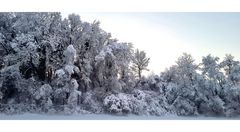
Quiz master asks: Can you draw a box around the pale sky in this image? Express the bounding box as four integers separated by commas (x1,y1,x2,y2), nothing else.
62,12,240,75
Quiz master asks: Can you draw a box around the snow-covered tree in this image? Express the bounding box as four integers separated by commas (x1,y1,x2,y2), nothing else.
52,45,80,108
220,54,239,77
228,65,240,85
131,49,150,79
2,12,240,117
201,54,221,79
162,53,199,115
175,53,198,82
94,42,123,94
201,54,226,94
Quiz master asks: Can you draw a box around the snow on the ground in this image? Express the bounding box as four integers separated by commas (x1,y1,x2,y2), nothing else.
0,113,239,120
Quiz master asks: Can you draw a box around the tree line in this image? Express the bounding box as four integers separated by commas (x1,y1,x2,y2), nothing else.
0,12,240,117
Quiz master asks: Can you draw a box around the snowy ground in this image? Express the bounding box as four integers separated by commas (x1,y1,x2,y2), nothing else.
0,113,239,120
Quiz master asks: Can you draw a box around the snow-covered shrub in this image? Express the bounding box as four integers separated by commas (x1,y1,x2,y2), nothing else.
52,88,67,106
144,91,168,116
104,94,122,114
82,91,104,113
52,79,81,114
0,65,21,104
209,96,225,115
126,90,147,115
224,85,240,117
39,84,53,98
145,99,167,116
33,84,54,113
1,104,21,115
129,90,168,116
117,93,131,113
32,84,53,100
172,96,197,116
132,90,146,100
67,79,81,109
16,78,39,104
63,105,73,115
198,96,225,116
103,93,131,114
0,103,37,115
43,97,54,113
103,89,168,116
129,96,146,115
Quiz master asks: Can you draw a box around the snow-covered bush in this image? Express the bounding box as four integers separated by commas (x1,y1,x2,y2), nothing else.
40,84,53,98
224,85,240,117
0,104,37,115
198,96,225,116
104,94,122,114
172,96,197,116
103,90,169,116
0,65,21,104
132,90,146,100
82,91,104,113
33,84,54,113
117,93,131,113
52,88,67,106
103,93,131,114
209,96,225,115
34,84,53,100
67,79,81,109
129,91,147,115
144,91,168,116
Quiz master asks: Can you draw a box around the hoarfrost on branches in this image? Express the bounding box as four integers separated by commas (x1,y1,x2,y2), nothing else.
0,12,240,118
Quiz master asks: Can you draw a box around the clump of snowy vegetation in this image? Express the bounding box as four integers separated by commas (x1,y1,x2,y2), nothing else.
1,12,240,117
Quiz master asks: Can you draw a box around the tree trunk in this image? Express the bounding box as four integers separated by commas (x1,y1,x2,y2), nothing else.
138,68,141,79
